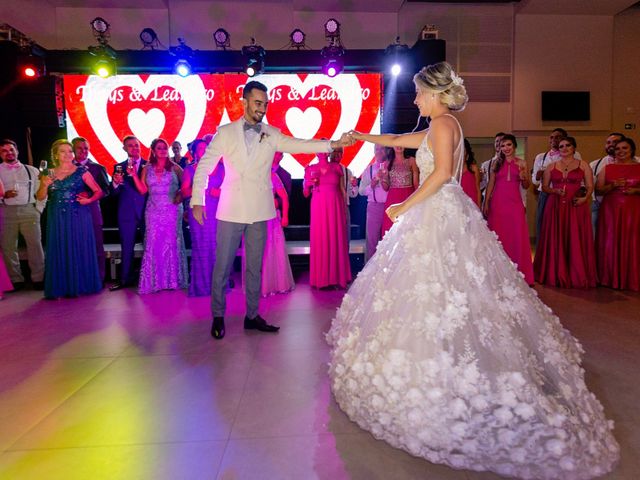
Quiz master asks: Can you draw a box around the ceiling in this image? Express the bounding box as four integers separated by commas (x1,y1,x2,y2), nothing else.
40,0,639,16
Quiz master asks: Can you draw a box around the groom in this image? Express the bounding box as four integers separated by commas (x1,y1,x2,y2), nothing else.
191,80,353,339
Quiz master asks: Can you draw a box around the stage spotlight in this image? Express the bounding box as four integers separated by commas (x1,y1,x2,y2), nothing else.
140,28,159,49
93,57,115,78
174,59,192,77
18,53,45,79
290,29,306,49
90,17,111,46
88,43,117,78
321,41,344,77
323,59,343,78
213,28,230,50
324,18,341,41
384,37,409,77
242,38,265,77
169,38,194,76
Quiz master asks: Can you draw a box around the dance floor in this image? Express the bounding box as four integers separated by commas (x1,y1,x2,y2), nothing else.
0,274,638,479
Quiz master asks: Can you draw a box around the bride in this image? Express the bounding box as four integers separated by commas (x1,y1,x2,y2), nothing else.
327,62,619,480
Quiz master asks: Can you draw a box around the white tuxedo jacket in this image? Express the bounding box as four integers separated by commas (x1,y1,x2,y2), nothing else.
191,119,331,224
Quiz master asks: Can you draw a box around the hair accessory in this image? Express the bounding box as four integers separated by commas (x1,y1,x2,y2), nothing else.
451,71,464,87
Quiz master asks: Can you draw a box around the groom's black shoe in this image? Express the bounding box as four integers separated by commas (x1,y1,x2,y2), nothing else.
211,316,225,339
244,315,279,333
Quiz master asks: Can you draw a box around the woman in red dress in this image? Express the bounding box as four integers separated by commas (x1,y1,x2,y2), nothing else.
596,137,640,291
534,137,596,288
461,138,481,207
303,152,352,289
483,134,534,285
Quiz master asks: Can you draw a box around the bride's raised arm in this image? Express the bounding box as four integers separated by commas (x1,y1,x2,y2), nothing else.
348,130,427,150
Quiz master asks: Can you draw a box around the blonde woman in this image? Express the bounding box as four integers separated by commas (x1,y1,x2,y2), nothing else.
36,139,103,298
327,62,618,479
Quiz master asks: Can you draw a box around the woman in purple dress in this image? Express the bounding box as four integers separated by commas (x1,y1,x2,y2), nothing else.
181,139,225,296
134,138,188,294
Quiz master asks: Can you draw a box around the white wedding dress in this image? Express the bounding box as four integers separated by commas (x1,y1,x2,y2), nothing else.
327,116,619,480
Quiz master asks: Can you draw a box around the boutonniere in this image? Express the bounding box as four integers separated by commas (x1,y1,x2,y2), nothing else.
259,132,270,143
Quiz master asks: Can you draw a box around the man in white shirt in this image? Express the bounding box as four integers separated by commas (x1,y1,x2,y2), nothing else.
0,139,45,290
531,128,582,244
358,144,389,261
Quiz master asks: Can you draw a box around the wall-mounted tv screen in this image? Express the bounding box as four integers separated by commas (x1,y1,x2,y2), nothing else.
541,91,590,122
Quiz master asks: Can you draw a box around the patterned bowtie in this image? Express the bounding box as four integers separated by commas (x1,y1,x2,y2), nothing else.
4,162,21,169
243,122,261,134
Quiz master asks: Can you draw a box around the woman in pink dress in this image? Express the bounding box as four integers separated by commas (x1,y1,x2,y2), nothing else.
483,134,534,285
0,179,13,298
534,137,596,288
596,137,640,291
381,146,419,234
303,152,352,289
259,166,295,296
461,138,481,207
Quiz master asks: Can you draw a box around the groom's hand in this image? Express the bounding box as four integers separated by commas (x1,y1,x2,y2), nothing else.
192,205,206,225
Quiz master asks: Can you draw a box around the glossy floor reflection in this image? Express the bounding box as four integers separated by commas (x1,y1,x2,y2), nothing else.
0,274,638,479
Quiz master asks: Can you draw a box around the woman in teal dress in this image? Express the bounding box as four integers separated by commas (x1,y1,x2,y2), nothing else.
36,139,103,299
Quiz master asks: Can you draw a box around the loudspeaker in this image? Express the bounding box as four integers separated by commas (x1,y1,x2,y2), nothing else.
18,75,66,128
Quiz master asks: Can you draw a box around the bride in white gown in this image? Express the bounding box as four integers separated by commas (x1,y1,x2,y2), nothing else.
327,62,619,480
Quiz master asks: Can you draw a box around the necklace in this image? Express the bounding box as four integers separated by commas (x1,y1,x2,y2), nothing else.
559,158,575,173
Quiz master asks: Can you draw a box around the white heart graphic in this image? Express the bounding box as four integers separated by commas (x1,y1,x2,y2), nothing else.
285,107,322,139
127,109,166,147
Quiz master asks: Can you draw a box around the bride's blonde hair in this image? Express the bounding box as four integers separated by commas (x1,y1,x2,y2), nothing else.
414,62,468,112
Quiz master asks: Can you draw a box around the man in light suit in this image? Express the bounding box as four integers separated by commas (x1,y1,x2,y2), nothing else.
191,81,353,339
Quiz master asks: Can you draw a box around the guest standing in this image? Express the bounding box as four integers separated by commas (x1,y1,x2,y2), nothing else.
181,139,224,297
272,151,292,216
109,136,147,290
36,140,103,299
596,137,640,291
589,133,625,236
358,144,388,261
0,139,45,290
381,146,419,234
479,132,505,195
483,134,534,285
534,137,596,288
303,152,352,289
72,137,110,283
259,165,295,296
134,138,188,294
461,138,481,207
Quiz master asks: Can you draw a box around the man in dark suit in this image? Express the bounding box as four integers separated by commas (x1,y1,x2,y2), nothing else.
109,135,147,290
72,137,110,283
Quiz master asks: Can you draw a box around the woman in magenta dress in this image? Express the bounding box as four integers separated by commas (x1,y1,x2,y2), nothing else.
303,152,351,289
483,134,534,285
181,139,225,297
381,146,419,234
259,167,295,296
461,138,481,207
534,137,596,288
596,137,640,291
